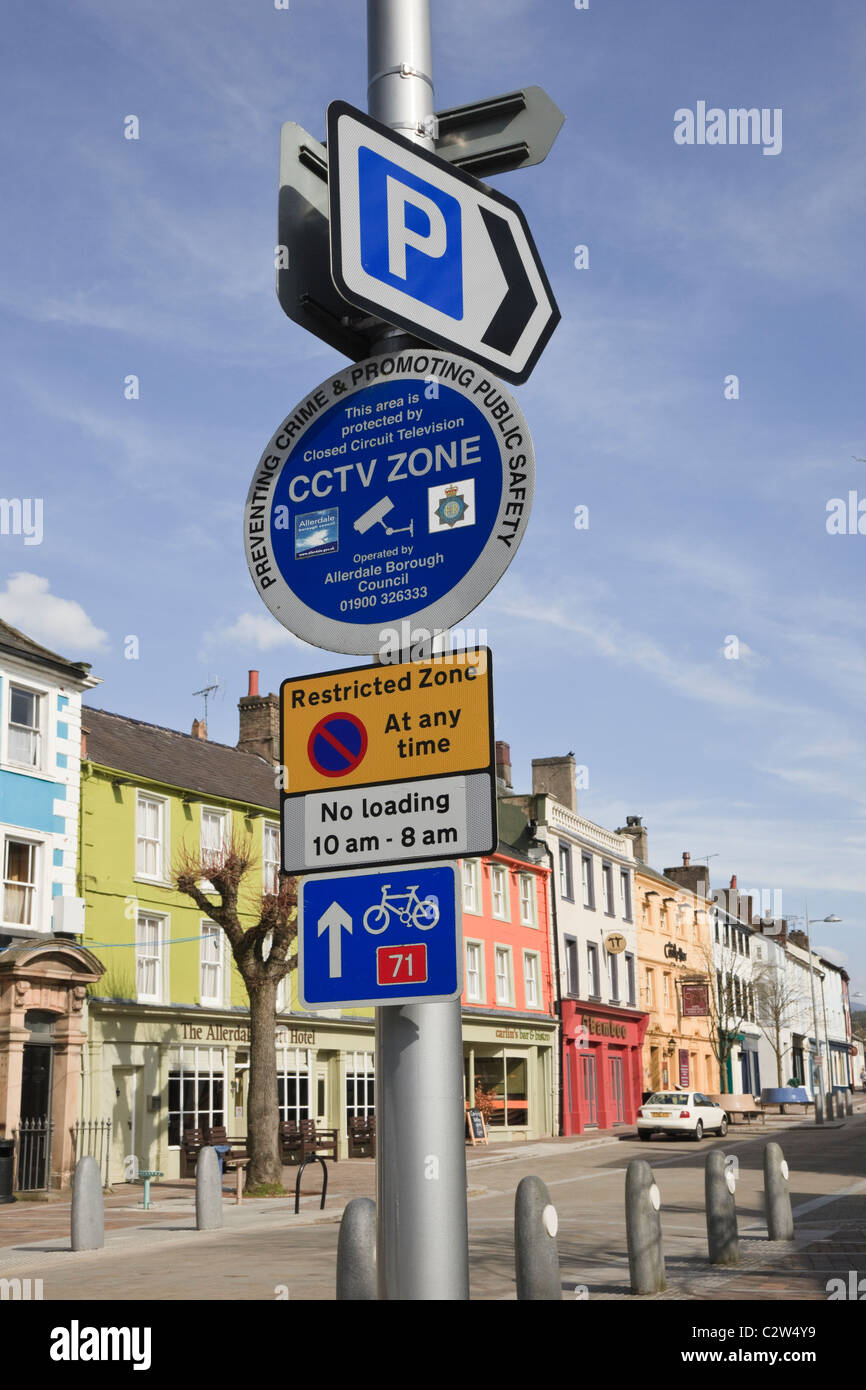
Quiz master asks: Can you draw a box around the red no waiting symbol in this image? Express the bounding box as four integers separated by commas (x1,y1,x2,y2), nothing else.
308,713,368,778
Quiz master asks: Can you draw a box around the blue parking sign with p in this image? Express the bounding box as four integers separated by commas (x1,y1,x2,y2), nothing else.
358,147,463,320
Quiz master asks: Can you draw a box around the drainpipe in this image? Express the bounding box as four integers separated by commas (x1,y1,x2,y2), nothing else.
528,798,563,1136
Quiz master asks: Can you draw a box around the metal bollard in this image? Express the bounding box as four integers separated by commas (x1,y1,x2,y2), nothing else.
71,1155,104,1251
195,1146,223,1230
515,1175,562,1300
763,1142,794,1241
625,1159,666,1294
337,1197,377,1300
705,1150,739,1265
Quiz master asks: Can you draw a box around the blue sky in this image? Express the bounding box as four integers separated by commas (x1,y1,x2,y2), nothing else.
1,0,864,999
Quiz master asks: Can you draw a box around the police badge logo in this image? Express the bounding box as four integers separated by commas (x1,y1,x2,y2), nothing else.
435,485,468,528
428,479,475,533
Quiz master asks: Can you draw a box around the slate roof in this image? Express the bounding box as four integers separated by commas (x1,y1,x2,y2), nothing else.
82,707,279,811
0,617,96,683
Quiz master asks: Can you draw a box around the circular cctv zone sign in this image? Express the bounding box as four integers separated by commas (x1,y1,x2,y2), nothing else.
244,349,534,654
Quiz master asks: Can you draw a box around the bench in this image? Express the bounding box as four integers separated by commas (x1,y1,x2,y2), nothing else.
347,1115,376,1159
279,1120,338,1164
181,1128,204,1177
707,1094,765,1124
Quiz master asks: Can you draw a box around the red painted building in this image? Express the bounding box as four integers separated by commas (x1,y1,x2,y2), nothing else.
460,842,559,1141
560,1000,648,1135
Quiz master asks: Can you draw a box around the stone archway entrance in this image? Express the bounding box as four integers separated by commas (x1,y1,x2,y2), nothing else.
0,942,104,1189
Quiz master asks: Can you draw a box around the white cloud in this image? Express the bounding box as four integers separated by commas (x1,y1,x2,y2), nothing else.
214,612,306,652
0,573,108,653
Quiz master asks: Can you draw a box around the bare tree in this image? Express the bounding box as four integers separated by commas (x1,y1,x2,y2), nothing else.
175,833,297,1189
699,945,754,1094
752,962,811,1087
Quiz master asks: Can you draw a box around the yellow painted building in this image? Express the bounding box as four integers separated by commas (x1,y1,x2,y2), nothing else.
635,860,717,1096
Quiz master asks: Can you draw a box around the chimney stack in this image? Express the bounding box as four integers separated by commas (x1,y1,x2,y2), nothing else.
682,851,690,867
531,754,577,812
495,740,513,791
238,672,280,765
616,814,648,863
191,718,207,741
663,850,707,898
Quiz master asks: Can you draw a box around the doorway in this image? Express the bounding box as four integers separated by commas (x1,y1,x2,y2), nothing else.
580,1052,598,1127
111,1068,139,1182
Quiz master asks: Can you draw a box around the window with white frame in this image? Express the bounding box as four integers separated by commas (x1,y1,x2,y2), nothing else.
645,968,654,1006
8,686,42,768
602,862,615,915
620,868,632,921
465,940,484,1001
264,822,280,895
587,942,600,997
136,793,166,880
277,1045,311,1122
581,852,595,910
565,936,579,996
200,922,223,1004
3,838,38,925
262,930,291,1012
559,843,573,900
490,865,509,920
136,913,165,1002
523,951,541,1009
201,808,228,889
663,972,671,1008
167,1046,225,1146
494,946,514,1004
608,949,620,1001
462,859,482,914
518,873,536,926
346,1052,375,1119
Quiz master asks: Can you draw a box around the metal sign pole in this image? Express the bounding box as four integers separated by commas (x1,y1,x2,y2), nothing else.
368,0,470,1300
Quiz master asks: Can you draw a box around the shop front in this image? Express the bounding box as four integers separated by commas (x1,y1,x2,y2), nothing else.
85,1002,376,1180
462,1014,557,1143
561,1000,647,1135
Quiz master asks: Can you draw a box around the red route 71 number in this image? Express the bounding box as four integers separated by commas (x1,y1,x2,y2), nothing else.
376,943,428,986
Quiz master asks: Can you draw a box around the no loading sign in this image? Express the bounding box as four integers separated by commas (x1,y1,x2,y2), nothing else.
243,349,535,654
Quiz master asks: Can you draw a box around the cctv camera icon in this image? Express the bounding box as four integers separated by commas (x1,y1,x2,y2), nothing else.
354,496,414,538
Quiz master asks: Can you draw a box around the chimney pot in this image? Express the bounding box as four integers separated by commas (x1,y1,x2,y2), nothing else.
248,670,259,698
730,874,738,890
191,718,207,741
683,852,690,867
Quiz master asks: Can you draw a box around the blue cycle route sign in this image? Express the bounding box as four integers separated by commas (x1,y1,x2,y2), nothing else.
243,348,534,655
298,861,461,1008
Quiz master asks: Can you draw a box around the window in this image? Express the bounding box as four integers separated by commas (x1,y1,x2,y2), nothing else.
663,972,671,1008
587,942,600,998
136,794,166,880
523,952,541,1009
8,686,41,767
201,808,228,889
559,843,573,900
3,838,38,925
167,1046,225,1146
714,918,720,943
473,1054,528,1127
200,922,222,1004
625,952,636,1006
602,862,614,915
465,941,484,1002
263,823,280,895
620,869,632,921
645,968,655,1006
565,936,579,996
277,1045,311,1123
518,874,537,926
724,922,730,948
608,950,620,1001
346,1052,375,1119
136,913,164,1002
462,859,482,914
490,865,509,920
494,946,514,1004
581,853,595,910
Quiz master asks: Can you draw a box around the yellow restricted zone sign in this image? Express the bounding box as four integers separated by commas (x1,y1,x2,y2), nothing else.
281,648,493,793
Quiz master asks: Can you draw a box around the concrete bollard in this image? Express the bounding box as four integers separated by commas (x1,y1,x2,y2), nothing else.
825,1090,835,1121
71,1155,104,1251
814,1089,824,1125
336,1197,377,1300
845,1089,853,1117
195,1146,223,1230
763,1142,794,1241
705,1150,739,1266
515,1175,561,1300
625,1159,666,1294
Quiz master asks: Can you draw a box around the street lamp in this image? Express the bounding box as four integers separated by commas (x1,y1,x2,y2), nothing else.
790,907,842,1124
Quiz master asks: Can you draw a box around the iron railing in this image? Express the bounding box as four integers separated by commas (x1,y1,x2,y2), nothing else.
14,1117,53,1192
70,1119,112,1188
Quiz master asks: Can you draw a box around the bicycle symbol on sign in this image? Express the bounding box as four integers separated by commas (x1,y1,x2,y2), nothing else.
363,884,440,934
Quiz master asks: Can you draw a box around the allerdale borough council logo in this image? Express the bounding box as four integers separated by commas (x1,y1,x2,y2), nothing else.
434,484,470,529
